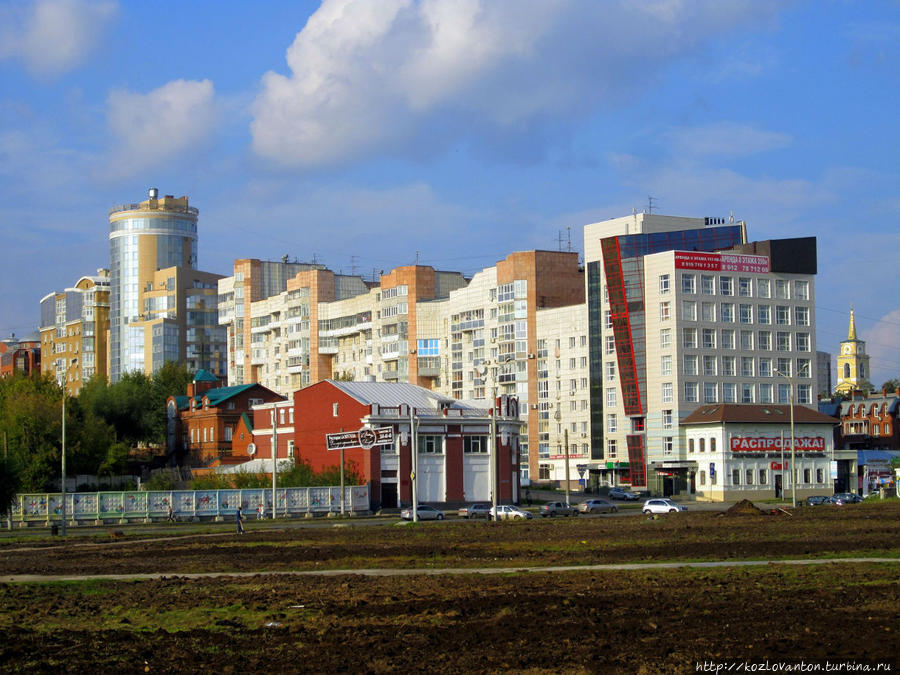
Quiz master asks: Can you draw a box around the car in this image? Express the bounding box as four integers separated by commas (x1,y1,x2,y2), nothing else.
400,504,444,521
642,498,687,514
805,495,831,506
830,492,863,505
578,498,618,514
457,503,491,519
489,505,533,520
539,501,579,517
608,488,641,501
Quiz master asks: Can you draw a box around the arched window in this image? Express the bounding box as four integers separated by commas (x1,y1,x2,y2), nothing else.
843,363,851,378
860,363,866,378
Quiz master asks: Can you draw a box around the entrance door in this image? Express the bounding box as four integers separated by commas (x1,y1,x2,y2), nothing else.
774,474,782,499
689,471,696,495
663,477,674,497
380,482,397,509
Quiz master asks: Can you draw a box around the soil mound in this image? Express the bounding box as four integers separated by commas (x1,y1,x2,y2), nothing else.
725,499,765,516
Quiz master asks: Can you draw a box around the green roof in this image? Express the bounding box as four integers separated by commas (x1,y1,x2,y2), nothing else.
240,412,253,431
193,369,219,383
202,383,257,407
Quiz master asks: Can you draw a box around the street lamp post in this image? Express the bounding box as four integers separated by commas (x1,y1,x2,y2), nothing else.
61,388,67,537
775,370,797,508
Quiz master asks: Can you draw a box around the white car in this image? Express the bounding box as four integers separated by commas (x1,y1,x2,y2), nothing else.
642,498,687,514
489,505,533,520
400,504,445,521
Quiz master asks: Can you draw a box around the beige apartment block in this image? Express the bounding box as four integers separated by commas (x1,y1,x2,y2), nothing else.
40,269,111,395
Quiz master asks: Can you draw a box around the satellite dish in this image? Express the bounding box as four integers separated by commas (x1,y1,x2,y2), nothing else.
247,443,257,456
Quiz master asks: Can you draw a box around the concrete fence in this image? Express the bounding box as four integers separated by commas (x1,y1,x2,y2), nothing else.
11,485,371,526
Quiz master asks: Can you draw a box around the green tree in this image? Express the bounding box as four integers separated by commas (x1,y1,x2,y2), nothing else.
149,361,194,443
881,378,900,393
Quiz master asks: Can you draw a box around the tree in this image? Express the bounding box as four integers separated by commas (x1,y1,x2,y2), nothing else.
881,378,900,393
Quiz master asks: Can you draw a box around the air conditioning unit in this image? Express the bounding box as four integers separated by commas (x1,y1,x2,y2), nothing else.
528,353,536,359
530,404,538,410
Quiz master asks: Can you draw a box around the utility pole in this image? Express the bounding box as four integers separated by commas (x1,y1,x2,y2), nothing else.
271,405,278,519
61,390,67,537
564,428,570,507
410,406,418,522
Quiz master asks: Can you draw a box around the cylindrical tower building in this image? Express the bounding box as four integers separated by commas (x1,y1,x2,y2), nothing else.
108,188,198,383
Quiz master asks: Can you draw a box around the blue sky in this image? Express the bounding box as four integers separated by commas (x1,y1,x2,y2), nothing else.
1,0,898,385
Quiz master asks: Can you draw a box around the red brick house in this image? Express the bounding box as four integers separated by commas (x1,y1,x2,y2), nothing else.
166,370,285,466
247,380,523,509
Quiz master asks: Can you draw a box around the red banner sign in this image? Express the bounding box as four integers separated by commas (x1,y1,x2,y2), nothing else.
731,436,825,452
674,251,770,273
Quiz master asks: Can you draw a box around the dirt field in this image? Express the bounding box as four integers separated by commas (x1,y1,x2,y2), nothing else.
1,502,898,673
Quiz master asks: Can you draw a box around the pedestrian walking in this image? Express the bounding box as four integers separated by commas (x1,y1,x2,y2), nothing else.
256,503,264,520
166,504,174,522
236,506,244,534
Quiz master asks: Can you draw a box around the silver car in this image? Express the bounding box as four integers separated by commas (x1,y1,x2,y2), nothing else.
642,498,687,514
458,503,491,519
489,505,533,520
400,504,445,521
578,498,618,514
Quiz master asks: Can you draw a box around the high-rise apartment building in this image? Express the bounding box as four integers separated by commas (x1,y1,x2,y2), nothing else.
584,212,818,496
108,188,224,381
39,269,110,394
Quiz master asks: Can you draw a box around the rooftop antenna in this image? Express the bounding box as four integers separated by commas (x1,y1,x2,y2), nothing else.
567,226,572,252
557,230,565,252
349,255,358,276
729,211,735,223
415,251,420,265
647,196,656,215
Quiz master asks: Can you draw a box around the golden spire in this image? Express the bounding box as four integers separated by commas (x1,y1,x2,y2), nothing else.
848,307,857,340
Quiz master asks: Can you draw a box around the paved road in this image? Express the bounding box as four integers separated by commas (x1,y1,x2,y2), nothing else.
1,557,896,584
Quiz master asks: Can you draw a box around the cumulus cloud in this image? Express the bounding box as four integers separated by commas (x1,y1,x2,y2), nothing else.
666,122,792,157
0,0,117,77
251,0,780,167
862,309,900,387
106,79,217,176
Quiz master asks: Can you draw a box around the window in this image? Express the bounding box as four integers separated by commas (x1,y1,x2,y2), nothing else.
720,276,734,296
702,328,716,349
419,435,443,453
224,427,233,441
797,384,812,404
703,382,717,403
682,301,697,321
816,468,823,483
732,469,741,485
661,355,672,376
660,329,672,349
741,383,755,403
700,470,706,485
710,438,717,452
662,382,674,403
776,332,791,351
795,306,809,326
604,311,612,330
607,414,617,433
758,278,771,298
722,356,736,376
758,305,771,325
683,354,698,375
663,437,673,455
333,402,339,417
777,383,791,404
632,417,645,432
794,280,809,300
684,382,698,402
660,302,671,321
703,355,717,376
683,328,697,349
740,330,754,351
701,275,715,295
777,358,792,377
758,331,772,351
803,468,811,484
759,383,773,403
662,409,673,429
740,304,753,324
699,438,706,452
723,383,737,402
746,469,754,485
739,278,752,297
721,303,735,323
682,274,696,294
721,330,735,350
775,279,790,299
606,387,617,407
796,333,810,352
701,302,716,322
759,357,773,377
759,469,768,485
741,356,754,377
463,436,488,453
659,274,671,294
688,438,695,453
605,360,616,381
605,335,615,354
607,439,617,459
776,306,790,325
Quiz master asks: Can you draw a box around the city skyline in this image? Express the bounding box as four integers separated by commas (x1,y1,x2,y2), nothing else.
1,0,898,385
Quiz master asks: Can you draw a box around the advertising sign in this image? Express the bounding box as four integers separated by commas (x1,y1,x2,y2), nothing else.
326,426,394,450
730,436,825,452
674,251,770,273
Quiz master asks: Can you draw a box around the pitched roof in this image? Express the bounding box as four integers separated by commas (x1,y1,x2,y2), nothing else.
194,369,219,382
327,380,459,410
839,395,900,416
240,412,253,431
681,404,839,426
202,383,260,407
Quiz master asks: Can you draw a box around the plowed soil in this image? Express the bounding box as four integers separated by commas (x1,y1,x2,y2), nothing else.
1,502,898,673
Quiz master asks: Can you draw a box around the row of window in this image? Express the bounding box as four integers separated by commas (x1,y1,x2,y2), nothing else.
678,327,811,351
661,301,809,326
660,274,809,300
677,381,813,404
677,355,811,379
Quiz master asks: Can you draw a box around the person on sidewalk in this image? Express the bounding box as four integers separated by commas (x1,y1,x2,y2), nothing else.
236,506,244,534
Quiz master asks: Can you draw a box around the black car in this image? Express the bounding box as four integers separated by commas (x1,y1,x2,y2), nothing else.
830,492,863,505
805,495,831,506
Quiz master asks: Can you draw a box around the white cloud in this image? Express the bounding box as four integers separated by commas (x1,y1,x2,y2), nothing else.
666,122,792,157
251,0,781,167
0,0,117,77
106,79,217,176
862,309,900,387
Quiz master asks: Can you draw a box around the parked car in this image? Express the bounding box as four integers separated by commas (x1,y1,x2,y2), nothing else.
400,504,445,521
805,495,831,506
830,492,863,505
457,503,491,519
578,498,618,514
608,487,641,501
489,505,533,520
539,501,579,517
642,498,687,514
